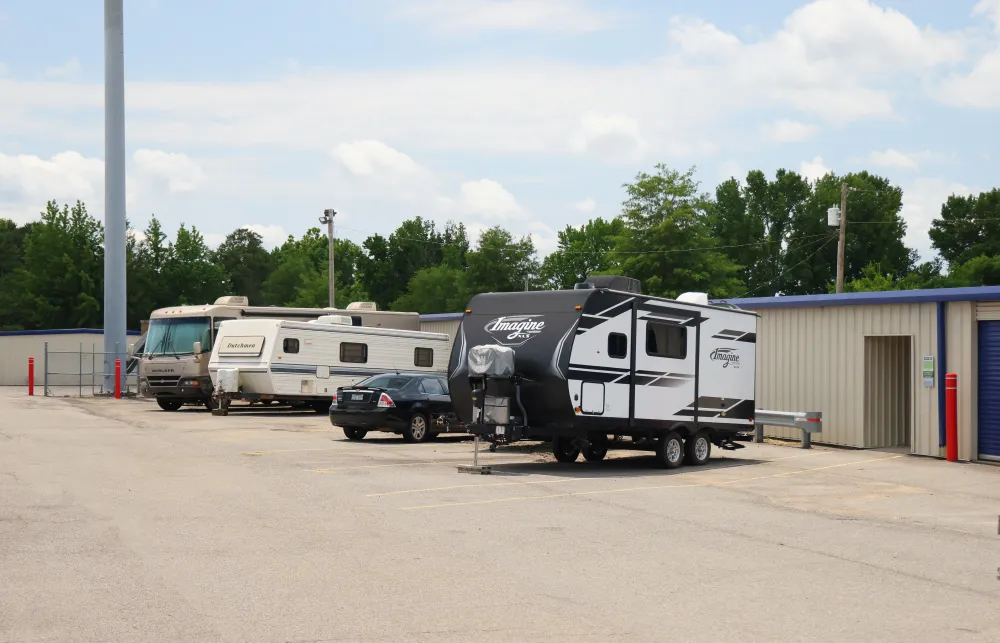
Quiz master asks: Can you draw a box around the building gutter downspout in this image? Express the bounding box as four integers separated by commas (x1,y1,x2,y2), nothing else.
937,301,947,449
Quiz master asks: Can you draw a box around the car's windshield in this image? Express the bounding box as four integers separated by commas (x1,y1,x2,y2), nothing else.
355,374,413,390
145,317,211,356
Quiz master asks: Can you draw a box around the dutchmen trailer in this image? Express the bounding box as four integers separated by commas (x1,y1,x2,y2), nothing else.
208,315,451,413
447,277,758,468
138,296,419,411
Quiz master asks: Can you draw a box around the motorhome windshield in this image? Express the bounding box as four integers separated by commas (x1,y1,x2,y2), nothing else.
145,317,211,356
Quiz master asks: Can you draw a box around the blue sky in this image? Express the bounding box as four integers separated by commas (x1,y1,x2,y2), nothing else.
2,0,999,262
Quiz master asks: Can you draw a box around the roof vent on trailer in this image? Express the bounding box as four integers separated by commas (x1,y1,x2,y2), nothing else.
676,292,709,306
346,301,378,311
214,296,249,306
311,315,353,325
574,275,642,294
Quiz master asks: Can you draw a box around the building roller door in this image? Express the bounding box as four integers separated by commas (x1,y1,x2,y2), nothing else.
977,320,1000,460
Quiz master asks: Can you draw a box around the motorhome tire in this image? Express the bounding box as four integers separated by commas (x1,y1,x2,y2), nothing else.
311,401,330,414
403,413,430,443
156,398,183,412
553,436,580,463
582,433,609,462
343,427,367,441
656,432,685,469
685,431,712,466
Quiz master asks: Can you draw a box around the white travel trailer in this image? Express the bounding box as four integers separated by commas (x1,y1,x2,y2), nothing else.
208,315,451,412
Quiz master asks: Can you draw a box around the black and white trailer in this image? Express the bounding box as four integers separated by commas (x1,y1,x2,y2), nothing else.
447,281,758,468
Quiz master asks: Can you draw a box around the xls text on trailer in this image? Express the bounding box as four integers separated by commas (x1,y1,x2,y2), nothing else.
447,276,758,467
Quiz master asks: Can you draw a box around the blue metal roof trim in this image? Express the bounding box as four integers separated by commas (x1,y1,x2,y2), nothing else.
714,286,1000,309
420,313,465,321
0,328,142,337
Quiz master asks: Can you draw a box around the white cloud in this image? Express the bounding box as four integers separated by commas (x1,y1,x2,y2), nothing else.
331,140,422,177
934,1,1000,107
459,179,522,218
572,197,596,213
0,150,104,223
569,112,647,163
799,156,832,183
865,148,941,172
719,160,746,182
243,223,289,248
760,119,819,143
132,149,205,192
974,0,1000,32
899,178,976,261
44,57,80,79
394,0,621,34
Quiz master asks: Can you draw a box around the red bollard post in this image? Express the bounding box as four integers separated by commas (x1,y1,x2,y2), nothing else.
28,357,34,396
945,372,958,462
114,359,122,399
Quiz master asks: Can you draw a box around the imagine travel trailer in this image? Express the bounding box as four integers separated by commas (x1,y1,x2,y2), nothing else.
208,315,451,413
447,283,758,468
138,296,419,411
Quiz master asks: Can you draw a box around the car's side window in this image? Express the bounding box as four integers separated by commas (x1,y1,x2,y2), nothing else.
420,378,445,395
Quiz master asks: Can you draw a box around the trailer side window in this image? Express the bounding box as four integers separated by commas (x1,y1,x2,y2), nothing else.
414,347,434,367
283,338,299,353
608,333,628,359
340,342,368,363
646,323,686,360
351,316,362,327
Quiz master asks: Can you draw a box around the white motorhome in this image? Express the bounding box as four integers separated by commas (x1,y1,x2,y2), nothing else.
208,315,451,412
138,296,419,411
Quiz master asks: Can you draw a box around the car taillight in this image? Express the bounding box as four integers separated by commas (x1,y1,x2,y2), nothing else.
332,392,338,402
377,393,394,408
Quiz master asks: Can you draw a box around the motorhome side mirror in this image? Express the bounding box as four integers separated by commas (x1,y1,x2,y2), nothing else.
193,341,202,361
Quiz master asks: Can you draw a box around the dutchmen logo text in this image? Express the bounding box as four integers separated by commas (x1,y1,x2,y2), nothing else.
485,315,546,347
710,347,740,368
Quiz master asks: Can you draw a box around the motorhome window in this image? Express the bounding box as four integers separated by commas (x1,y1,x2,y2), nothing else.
213,317,237,342
646,323,686,359
419,378,445,395
608,333,628,359
283,338,299,353
144,317,211,356
340,342,368,363
414,347,434,367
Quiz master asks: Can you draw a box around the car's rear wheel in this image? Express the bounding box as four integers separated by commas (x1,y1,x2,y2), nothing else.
343,427,367,441
157,398,183,411
403,413,430,443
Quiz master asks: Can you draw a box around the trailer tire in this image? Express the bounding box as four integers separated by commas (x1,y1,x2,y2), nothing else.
582,433,609,462
403,413,430,443
156,398,183,412
553,436,580,463
656,431,685,469
343,427,367,441
685,431,712,466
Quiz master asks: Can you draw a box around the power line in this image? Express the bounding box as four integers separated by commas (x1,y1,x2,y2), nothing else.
737,234,838,298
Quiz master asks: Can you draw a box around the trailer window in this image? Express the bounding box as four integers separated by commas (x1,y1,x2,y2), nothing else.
608,333,628,359
414,347,434,367
646,323,686,360
283,338,299,353
340,342,368,363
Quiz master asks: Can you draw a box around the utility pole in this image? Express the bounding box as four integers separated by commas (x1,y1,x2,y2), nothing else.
103,0,127,393
835,182,847,294
319,209,336,307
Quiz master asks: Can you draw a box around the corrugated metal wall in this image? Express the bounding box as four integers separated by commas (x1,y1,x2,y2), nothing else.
750,303,938,452
948,302,976,461
419,319,462,365
0,332,141,386
863,336,911,448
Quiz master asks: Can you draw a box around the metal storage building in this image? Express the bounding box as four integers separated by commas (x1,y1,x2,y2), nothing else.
0,329,142,387
422,285,1000,463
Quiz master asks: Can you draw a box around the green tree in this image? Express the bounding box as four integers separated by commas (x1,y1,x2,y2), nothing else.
213,228,274,305
946,255,1000,287
612,165,743,298
466,226,539,294
164,224,229,304
390,265,471,313
263,230,365,307
713,169,811,295
0,219,33,329
539,217,624,290
928,189,1000,268
782,171,915,295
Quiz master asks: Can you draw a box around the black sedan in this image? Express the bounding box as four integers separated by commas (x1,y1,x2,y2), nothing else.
329,372,461,443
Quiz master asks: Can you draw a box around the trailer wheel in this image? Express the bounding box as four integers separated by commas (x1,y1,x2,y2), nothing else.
553,436,580,463
156,398,183,412
685,431,712,466
343,427,367,441
582,433,609,462
403,413,430,443
656,431,684,469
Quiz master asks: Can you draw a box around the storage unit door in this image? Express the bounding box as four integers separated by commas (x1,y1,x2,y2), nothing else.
977,321,1000,460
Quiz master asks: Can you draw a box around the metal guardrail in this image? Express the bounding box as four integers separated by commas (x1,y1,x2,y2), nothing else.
753,410,823,448
42,341,138,397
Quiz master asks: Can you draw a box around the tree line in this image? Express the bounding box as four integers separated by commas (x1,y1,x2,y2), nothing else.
2,164,999,331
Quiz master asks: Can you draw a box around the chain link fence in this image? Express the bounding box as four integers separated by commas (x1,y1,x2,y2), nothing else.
42,341,139,397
